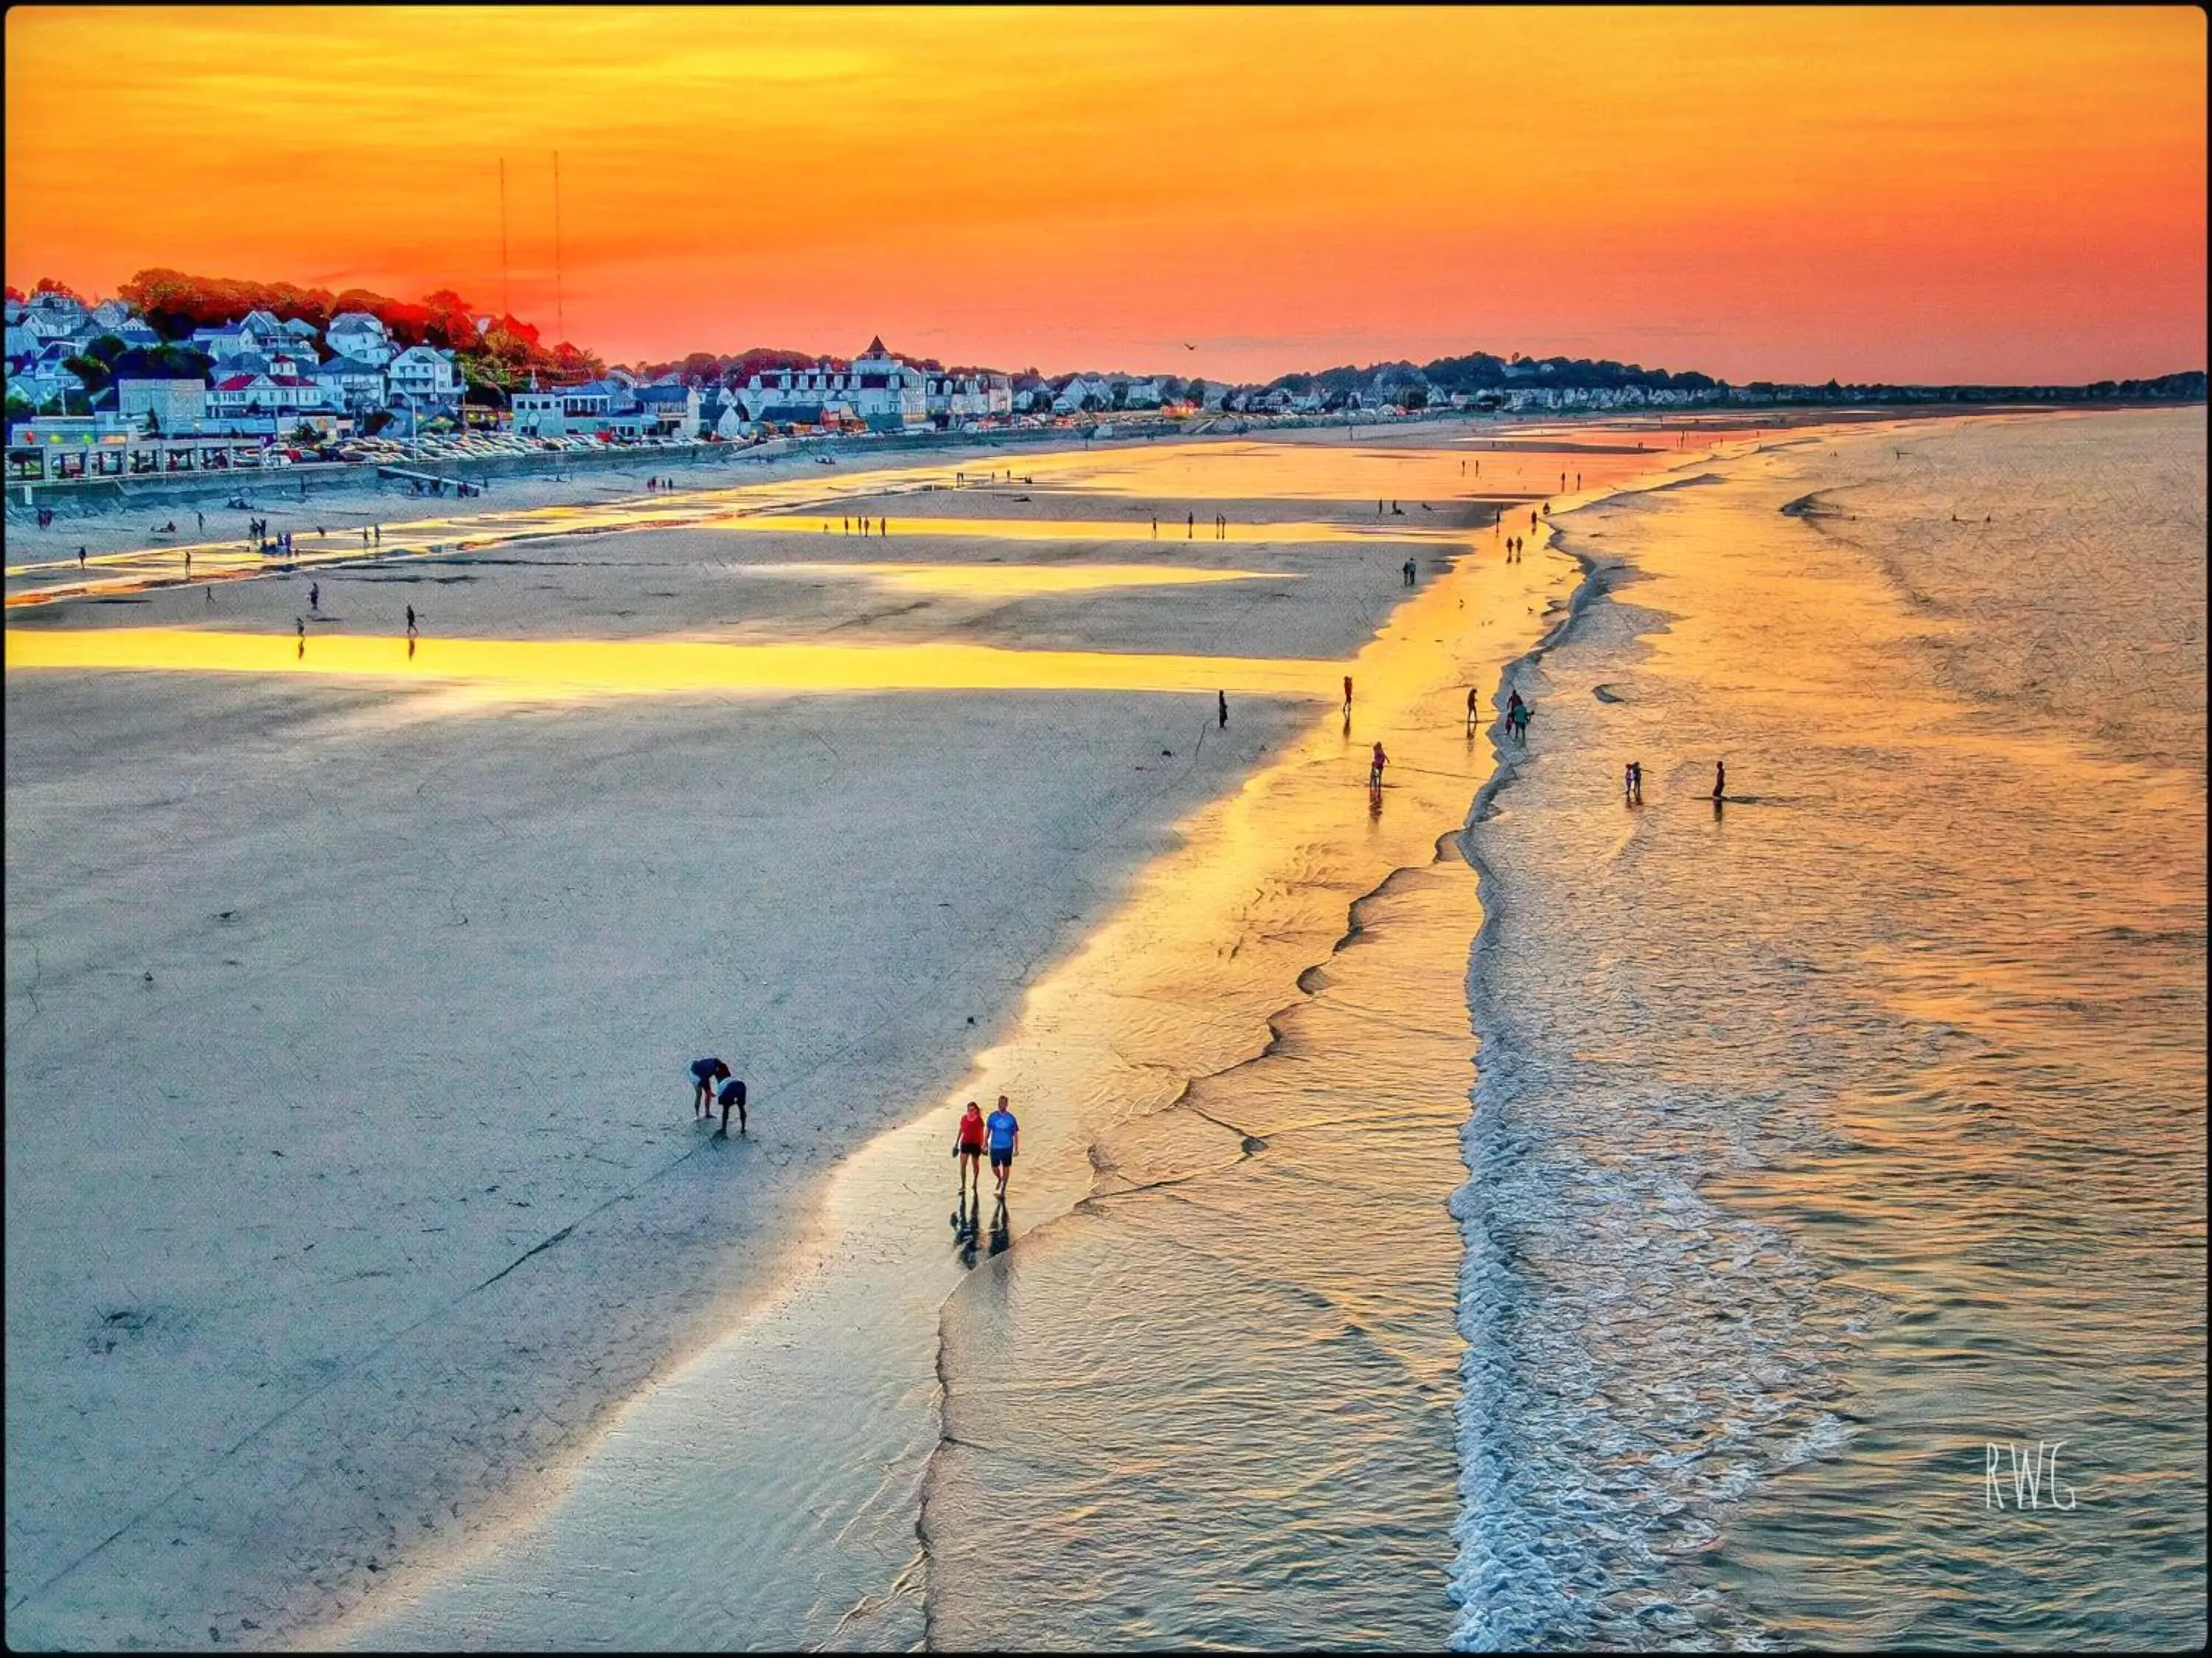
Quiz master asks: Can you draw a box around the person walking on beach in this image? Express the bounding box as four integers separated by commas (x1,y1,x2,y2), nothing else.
1188,511,1195,538
195,510,204,535
1625,760,1643,805
405,603,418,638
1368,740,1388,801
1343,675,1354,716
690,1056,731,1118
1218,689,1229,729
308,582,319,613
77,546,87,569
953,1101,987,1201
1467,685,1481,734
1711,760,1726,801
716,1072,748,1137
183,550,192,577
1152,513,1158,538
1511,701,1531,742
986,1095,1020,1202
374,523,381,546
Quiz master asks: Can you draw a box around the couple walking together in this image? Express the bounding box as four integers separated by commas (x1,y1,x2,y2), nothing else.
953,1095,1020,1203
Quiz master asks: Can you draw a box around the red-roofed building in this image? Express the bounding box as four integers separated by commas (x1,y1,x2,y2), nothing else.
206,372,335,416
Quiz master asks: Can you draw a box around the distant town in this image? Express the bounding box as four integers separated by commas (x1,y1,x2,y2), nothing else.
7,270,2202,488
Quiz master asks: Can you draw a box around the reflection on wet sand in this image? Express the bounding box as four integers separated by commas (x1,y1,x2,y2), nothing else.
3,626,1342,699
711,514,1453,544
742,561,1293,596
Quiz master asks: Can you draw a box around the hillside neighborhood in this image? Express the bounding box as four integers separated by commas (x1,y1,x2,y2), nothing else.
7,277,2201,488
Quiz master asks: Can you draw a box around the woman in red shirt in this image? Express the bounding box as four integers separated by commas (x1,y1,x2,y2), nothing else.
953,1102,987,1201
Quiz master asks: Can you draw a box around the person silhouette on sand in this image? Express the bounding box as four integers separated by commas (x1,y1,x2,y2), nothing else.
1218,690,1228,729
1712,760,1726,801
1368,741,1388,799
1467,685,1481,734
689,1057,730,1118
716,1073,748,1137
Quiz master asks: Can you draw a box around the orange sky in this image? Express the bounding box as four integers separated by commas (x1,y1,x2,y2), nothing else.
6,6,2204,383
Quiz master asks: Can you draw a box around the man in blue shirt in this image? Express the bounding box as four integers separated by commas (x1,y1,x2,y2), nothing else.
985,1095,1020,1201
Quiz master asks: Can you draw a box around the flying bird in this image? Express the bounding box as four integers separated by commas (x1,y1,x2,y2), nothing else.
1183,342,1197,350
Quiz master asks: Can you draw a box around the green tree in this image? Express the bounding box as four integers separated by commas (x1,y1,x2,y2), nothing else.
62,353,111,397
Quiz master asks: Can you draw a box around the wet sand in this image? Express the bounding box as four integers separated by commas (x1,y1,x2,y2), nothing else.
5,417,1742,1649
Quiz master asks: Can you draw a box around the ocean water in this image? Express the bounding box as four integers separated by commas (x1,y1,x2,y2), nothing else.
1451,409,2206,1648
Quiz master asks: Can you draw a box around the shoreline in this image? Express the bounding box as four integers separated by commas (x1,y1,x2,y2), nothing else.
1445,420,1878,1645
322,432,1708,1648
1436,407,2208,1646
7,429,1478,1651
5,416,1815,1649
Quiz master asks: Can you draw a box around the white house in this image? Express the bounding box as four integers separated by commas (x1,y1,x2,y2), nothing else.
634,382,704,439
21,307,88,345
312,355,388,414
1119,377,1165,409
90,298,134,330
325,312,395,367
13,347,86,406
191,322,264,362
512,377,659,438
923,371,1013,420
207,372,333,416
1052,375,1112,414
387,344,460,400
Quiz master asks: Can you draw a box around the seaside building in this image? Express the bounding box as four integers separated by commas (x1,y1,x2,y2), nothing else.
633,381,706,439
312,356,390,415
1052,375,1112,414
922,371,1014,421
12,348,86,407
736,337,925,432
388,344,461,402
509,377,675,441
7,410,349,485
325,312,396,367
206,371,335,419
191,320,265,363
117,378,209,429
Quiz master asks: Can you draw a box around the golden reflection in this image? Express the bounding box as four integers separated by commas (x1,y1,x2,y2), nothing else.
713,514,1450,544
3,627,1341,699
747,562,1292,596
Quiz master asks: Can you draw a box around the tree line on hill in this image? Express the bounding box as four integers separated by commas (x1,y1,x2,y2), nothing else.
13,271,607,403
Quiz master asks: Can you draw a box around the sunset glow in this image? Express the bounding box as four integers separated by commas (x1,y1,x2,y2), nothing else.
6,5,2203,384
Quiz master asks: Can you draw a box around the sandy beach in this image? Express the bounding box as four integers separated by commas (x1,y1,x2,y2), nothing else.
6,414,1615,1648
